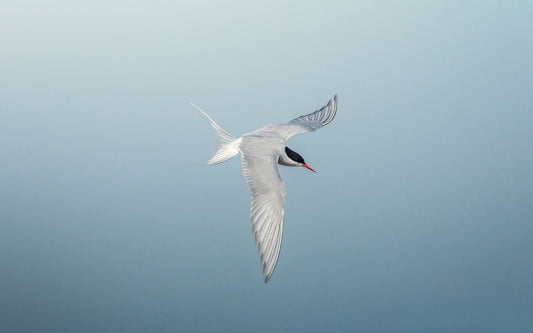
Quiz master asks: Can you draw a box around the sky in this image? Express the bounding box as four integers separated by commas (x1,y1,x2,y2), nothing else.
1,1,532,332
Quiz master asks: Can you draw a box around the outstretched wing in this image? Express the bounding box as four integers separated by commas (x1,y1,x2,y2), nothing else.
273,95,338,141
289,94,338,129
240,141,286,283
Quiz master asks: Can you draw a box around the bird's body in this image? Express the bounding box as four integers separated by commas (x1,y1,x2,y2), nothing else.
193,95,338,282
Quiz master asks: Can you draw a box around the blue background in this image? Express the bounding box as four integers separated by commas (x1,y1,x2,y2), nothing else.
1,1,532,332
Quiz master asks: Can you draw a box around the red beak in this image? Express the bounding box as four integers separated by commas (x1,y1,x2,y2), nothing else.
302,164,316,173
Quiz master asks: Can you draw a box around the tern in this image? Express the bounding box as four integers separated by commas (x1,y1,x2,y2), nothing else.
193,95,338,283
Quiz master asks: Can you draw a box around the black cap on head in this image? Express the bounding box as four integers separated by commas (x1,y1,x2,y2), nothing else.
285,147,306,164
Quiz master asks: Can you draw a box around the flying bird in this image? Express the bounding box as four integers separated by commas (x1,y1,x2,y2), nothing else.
192,95,338,283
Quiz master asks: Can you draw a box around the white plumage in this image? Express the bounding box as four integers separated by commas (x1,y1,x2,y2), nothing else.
193,95,338,283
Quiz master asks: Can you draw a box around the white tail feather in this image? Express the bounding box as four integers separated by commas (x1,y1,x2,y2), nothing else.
191,103,241,165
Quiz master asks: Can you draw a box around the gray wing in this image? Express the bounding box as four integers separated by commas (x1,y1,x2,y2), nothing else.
273,95,338,141
240,144,286,283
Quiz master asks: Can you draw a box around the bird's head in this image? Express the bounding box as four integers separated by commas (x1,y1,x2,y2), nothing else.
284,147,316,172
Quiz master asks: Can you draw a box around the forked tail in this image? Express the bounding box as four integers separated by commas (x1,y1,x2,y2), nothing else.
191,103,241,165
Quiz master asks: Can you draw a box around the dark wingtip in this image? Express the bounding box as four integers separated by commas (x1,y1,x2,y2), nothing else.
321,94,338,126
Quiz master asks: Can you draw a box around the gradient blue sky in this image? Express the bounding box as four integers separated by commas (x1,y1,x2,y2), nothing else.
1,1,532,332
